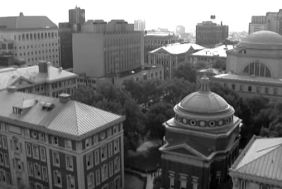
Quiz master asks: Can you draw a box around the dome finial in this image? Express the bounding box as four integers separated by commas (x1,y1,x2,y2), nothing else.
199,75,210,92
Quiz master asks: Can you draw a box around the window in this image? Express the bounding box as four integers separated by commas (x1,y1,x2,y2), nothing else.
39,133,45,142
101,163,108,182
248,86,252,92
65,140,72,149
52,151,60,167
66,155,74,171
96,169,101,186
243,61,271,77
86,152,93,169
240,179,246,189
67,175,75,189
114,176,120,189
87,172,94,189
27,161,34,176
231,84,236,90
51,136,59,145
114,157,120,174
94,150,100,165
107,128,112,137
54,170,62,187
34,163,41,179
35,183,43,189
101,145,107,162
114,139,119,154
108,142,113,157
4,153,9,168
169,171,175,189
265,87,269,94
42,166,48,182
40,147,46,162
0,152,4,166
100,132,106,140
33,145,40,160
85,138,92,148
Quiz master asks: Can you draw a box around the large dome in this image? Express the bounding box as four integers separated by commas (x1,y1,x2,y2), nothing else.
173,77,235,130
238,30,282,49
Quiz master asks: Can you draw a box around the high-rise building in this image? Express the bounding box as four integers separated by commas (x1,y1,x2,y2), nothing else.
73,19,144,78
0,13,60,67
0,61,77,97
69,6,85,26
196,21,229,47
0,91,125,189
159,77,241,189
134,20,145,31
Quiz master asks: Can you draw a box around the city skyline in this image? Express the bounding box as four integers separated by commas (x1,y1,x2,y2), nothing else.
1,0,282,32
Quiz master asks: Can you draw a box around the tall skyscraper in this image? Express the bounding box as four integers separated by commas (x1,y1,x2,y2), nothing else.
0,13,60,67
196,21,229,47
134,20,145,31
73,20,144,78
69,6,85,26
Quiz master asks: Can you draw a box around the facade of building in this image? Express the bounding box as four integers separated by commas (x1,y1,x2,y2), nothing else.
196,21,229,47
196,21,228,47
190,44,234,68
230,136,282,189
249,9,282,35
0,13,60,67
159,77,241,189
0,91,125,189
73,19,144,78
148,43,204,79
134,20,145,31
0,61,77,97
212,30,282,100
144,31,178,63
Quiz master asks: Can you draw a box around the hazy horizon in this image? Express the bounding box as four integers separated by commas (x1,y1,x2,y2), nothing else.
1,0,282,33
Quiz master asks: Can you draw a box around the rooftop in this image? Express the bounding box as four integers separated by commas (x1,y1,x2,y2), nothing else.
0,13,57,30
150,43,204,55
231,136,282,184
192,45,234,57
0,91,124,138
0,64,77,90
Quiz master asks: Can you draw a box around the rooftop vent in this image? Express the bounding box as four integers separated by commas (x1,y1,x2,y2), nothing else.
41,101,55,111
59,93,71,103
38,61,50,74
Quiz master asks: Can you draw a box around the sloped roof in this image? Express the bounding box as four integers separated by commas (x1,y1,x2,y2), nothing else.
150,43,204,55
231,136,282,182
0,91,124,138
0,15,57,30
192,45,234,57
0,65,77,90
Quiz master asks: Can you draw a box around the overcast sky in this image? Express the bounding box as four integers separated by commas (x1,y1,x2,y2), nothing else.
1,0,282,32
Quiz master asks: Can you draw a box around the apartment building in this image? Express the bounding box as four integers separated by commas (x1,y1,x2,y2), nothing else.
0,13,60,67
0,91,125,189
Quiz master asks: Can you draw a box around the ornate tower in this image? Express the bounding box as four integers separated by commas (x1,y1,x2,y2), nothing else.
159,77,241,189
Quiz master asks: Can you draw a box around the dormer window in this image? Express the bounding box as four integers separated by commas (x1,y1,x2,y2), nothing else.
12,107,22,115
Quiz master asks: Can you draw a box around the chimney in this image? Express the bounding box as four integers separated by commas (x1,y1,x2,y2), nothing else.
19,12,24,17
59,93,71,103
38,61,50,74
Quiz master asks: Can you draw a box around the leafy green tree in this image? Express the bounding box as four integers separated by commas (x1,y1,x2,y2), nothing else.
173,63,197,83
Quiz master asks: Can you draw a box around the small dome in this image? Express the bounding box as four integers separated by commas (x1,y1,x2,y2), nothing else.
238,31,282,49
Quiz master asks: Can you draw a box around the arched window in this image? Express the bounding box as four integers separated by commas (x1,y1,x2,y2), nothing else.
243,61,271,77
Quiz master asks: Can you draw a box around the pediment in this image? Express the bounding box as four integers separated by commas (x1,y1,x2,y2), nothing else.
155,48,170,55
10,76,33,87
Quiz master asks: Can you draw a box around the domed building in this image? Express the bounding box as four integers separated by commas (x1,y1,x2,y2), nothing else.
213,30,282,100
159,77,241,189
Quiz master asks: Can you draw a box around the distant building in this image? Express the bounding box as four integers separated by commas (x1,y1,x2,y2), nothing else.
0,61,77,97
0,13,60,67
176,25,185,36
249,9,282,35
196,21,229,47
134,20,145,31
190,44,234,68
230,136,282,189
73,19,144,78
69,6,85,28
213,31,282,101
159,77,241,189
0,91,125,189
148,43,204,79
144,31,178,63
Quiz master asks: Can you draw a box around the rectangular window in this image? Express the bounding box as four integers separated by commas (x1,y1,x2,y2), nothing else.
34,163,42,179
101,145,108,162
86,152,93,170
113,125,118,134
0,136,2,148
114,139,120,154
26,143,32,157
93,135,99,145
4,153,9,168
107,128,112,137
66,155,74,171
52,151,60,167
108,142,113,158
27,161,34,176
42,166,48,182
114,176,120,189
65,140,72,149
100,132,106,140
96,169,101,186
32,145,40,160
101,163,108,182
109,161,113,177
114,157,120,174
94,150,100,165
54,170,62,187
87,172,94,189
67,175,75,189
40,147,46,162
39,133,46,142
85,138,92,149
0,152,4,166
